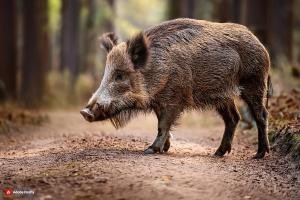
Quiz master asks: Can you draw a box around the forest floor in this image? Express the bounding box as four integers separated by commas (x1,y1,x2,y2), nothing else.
0,109,299,200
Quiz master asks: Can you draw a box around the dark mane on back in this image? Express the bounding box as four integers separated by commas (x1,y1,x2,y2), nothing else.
144,18,202,50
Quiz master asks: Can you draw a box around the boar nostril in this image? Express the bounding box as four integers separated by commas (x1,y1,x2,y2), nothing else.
80,108,95,122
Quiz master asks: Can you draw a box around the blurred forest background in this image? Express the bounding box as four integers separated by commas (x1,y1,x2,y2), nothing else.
0,0,299,109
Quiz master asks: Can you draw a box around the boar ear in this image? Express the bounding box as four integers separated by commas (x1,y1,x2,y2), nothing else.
98,32,118,53
127,32,148,69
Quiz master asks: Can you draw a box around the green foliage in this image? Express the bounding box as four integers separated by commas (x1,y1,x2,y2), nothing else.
74,73,95,105
194,0,214,20
48,0,61,34
44,70,95,108
98,0,115,26
272,66,300,91
44,70,70,108
115,0,167,38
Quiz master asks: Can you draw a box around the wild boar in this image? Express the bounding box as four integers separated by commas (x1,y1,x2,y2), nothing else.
80,18,272,159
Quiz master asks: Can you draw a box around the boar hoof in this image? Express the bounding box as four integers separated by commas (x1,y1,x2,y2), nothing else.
144,144,167,154
144,147,157,154
253,151,267,159
214,150,226,157
145,134,170,154
214,144,231,157
144,146,162,154
163,139,170,152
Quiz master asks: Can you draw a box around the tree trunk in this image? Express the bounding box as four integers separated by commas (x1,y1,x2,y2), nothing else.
240,0,268,45
82,0,97,73
60,0,80,83
267,0,293,64
20,0,49,107
105,0,115,32
0,0,17,100
168,0,196,19
214,0,241,23
240,0,293,66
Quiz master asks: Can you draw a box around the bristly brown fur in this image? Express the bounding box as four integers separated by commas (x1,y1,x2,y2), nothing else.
86,18,271,158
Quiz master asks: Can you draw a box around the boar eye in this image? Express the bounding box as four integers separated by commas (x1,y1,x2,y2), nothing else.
115,73,125,81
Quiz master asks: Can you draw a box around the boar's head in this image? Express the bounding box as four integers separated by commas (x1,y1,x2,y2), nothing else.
80,32,150,128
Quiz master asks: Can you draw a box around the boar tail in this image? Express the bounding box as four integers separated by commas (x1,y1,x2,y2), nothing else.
266,75,273,109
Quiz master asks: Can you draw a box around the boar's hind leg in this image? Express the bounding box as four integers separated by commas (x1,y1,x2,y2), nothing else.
144,109,178,154
215,100,240,157
241,92,270,159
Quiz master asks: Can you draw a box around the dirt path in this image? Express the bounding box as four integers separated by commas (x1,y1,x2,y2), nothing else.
0,111,299,200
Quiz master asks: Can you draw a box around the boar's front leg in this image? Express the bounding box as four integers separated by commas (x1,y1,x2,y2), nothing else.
144,109,178,154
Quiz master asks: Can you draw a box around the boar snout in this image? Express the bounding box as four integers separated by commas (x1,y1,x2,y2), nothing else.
80,108,95,122
80,103,108,122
